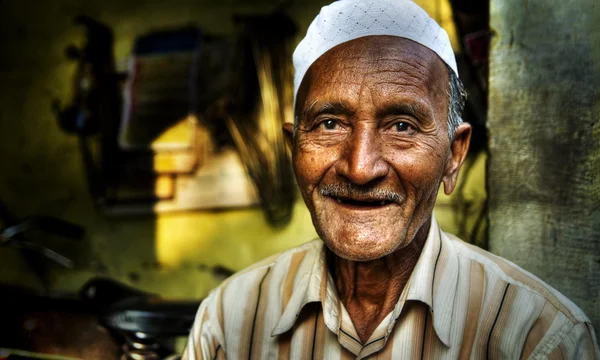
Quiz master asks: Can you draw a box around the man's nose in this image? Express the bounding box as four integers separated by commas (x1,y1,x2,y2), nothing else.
335,128,389,185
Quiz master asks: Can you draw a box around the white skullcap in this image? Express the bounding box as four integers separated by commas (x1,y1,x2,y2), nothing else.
293,0,457,104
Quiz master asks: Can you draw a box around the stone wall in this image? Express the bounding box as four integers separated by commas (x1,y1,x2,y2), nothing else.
489,0,600,332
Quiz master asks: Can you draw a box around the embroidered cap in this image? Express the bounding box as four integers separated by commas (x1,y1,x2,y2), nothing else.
293,0,457,104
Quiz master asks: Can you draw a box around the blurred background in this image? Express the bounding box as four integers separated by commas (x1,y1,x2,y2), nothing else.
1,0,597,358
0,0,487,296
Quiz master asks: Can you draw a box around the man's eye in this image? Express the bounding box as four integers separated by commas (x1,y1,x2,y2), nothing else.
319,119,339,130
393,122,412,132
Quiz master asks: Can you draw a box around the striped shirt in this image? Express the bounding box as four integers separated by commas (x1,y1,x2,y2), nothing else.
182,217,600,359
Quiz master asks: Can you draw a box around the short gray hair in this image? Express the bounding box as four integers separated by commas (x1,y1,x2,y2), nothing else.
447,65,467,139
293,66,467,139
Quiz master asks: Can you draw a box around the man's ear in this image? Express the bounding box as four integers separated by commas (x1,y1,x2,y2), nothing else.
442,123,472,195
282,122,294,150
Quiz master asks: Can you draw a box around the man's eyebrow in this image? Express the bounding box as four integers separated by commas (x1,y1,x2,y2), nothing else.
376,102,431,121
303,101,352,119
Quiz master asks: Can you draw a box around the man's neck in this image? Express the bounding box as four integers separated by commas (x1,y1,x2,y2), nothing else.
329,218,431,344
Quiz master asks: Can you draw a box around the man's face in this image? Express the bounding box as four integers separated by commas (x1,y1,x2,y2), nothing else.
288,36,469,261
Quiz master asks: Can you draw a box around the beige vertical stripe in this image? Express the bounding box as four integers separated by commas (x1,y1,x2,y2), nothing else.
520,301,559,360
458,260,485,360
488,284,517,360
408,303,428,359
283,251,308,309
238,267,270,360
340,347,355,360
422,307,435,360
313,306,327,359
201,307,209,327
277,331,292,359
215,345,226,360
278,251,307,359
210,337,221,359
319,260,328,302
375,326,395,360
216,290,225,338
299,303,320,359
250,269,274,360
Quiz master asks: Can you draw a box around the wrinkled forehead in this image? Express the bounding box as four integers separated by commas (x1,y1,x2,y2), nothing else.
295,36,449,116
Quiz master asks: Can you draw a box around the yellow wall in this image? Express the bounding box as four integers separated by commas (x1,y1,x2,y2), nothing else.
0,0,474,300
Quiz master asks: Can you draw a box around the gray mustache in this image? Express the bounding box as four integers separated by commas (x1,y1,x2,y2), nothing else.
319,183,404,204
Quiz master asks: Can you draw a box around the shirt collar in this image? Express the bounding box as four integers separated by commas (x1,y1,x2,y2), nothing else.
396,215,459,346
271,215,459,347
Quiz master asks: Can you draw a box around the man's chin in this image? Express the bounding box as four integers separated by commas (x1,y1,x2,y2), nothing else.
310,206,415,261
328,248,389,262
321,233,406,262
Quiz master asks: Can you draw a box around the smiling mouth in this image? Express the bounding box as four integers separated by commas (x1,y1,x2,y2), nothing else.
332,197,393,208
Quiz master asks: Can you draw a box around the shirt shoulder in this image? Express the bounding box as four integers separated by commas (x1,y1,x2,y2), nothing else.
183,240,323,359
218,239,322,292
444,232,599,359
447,232,590,325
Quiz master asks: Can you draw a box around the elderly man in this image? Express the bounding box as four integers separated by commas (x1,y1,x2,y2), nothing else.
183,0,599,358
